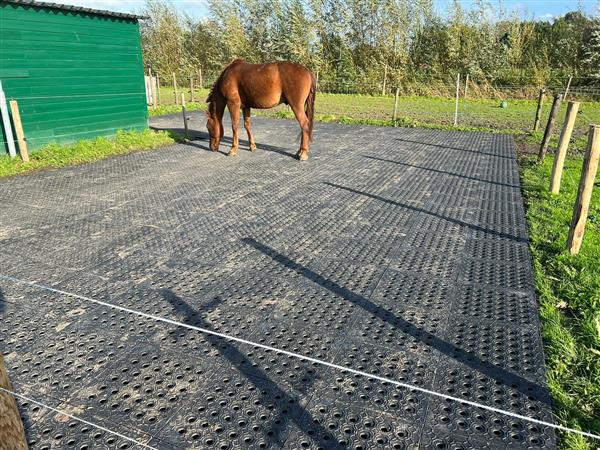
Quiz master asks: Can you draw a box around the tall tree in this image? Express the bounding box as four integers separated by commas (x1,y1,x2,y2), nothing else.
583,10,600,80
208,0,252,62
278,0,315,66
140,0,600,89
140,0,188,76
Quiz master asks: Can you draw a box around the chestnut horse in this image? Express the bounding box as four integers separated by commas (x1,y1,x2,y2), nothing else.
206,60,316,160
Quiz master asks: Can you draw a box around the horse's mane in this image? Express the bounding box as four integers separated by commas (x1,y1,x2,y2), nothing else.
206,59,244,106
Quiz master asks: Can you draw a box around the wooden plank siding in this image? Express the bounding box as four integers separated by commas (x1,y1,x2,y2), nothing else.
0,2,148,153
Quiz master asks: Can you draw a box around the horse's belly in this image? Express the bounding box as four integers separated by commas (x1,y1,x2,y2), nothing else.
239,80,283,109
244,93,282,109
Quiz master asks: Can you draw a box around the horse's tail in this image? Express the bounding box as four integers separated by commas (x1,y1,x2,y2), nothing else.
305,73,316,142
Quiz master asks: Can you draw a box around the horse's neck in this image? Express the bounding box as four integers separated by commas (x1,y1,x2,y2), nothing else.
209,97,225,120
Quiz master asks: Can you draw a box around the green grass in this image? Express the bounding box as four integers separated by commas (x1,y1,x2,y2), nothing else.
154,86,210,106
312,93,600,135
520,155,600,449
0,129,176,178
148,101,207,118
261,109,526,134
308,93,599,137
152,86,600,139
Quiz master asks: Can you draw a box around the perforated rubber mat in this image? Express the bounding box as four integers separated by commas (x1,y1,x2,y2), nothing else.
0,114,555,449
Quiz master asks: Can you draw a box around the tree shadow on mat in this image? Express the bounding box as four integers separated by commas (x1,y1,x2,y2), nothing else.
362,155,520,189
394,137,514,160
324,181,527,243
241,237,551,408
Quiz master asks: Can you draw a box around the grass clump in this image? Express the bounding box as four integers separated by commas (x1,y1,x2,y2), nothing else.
0,129,176,178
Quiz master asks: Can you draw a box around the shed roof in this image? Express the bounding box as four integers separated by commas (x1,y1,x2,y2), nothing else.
2,0,144,20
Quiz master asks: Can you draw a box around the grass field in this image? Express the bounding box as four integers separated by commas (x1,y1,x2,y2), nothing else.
153,86,600,144
520,155,600,450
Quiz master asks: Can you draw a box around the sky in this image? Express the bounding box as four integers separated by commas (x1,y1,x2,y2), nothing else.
56,0,600,20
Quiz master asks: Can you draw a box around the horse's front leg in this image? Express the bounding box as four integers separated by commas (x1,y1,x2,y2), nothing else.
243,107,257,151
228,101,241,156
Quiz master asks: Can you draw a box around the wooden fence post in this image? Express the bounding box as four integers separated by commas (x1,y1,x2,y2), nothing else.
464,74,469,99
190,77,195,103
173,73,178,105
453,73,460,127
181,93,189,140
392,87,400,125
8,100,29,162
0,355,28,450
550,101,580,194
566,125,600,255
199,68,203,90
533,88,545,132
539,94,561,160
382,65,387,96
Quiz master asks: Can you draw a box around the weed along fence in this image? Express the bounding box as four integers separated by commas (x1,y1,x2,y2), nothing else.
537,96,600,255
0,0,148,157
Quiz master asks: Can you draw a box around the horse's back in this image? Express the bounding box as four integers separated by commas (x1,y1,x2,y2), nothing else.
276,61,313,90
219,61,313,109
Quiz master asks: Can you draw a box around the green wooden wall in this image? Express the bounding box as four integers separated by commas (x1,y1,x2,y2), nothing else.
0,2,148,154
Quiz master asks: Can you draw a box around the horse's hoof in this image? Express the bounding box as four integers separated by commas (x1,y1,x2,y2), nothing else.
298,152,308,161
250,144,257,152
229,151,237,157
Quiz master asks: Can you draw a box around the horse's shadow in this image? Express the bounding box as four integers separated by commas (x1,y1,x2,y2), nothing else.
218,136,298,160
254,142,298,159
150,125,298,160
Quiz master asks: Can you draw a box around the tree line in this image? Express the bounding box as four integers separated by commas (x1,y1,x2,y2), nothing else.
140,0,600,90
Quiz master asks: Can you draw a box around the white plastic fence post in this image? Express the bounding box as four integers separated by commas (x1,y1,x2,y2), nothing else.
454,73,460,127
0,81,17,158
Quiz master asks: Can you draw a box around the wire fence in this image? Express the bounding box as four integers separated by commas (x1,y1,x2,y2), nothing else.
156,70,600,100
6,71,592,144
148,72,599,141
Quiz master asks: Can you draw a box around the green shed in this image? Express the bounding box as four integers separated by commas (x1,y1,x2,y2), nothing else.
0,0,148,155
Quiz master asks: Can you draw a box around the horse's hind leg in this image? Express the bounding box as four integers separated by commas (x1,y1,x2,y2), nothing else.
228,100,241,156
243,107,257,152
289,101,310,161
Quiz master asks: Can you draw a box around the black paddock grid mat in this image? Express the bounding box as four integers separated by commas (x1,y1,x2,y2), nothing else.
0,115,555,449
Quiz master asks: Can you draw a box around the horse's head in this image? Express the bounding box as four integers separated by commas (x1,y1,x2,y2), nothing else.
206,108,219,151
206,98,223,151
